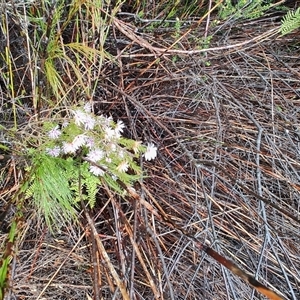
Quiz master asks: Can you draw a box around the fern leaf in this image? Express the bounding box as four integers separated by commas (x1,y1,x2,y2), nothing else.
80,163,100,208
27,154,78,230
281,7,300,35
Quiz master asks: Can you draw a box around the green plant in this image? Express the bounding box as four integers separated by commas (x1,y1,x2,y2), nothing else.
0,216,17,299
218,0,272,20
23,103,157,231
280,7,300,35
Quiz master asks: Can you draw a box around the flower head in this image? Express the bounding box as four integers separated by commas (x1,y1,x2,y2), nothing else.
48,125,61,140
63,142,77,154
85,136,95,149
144,143,157,161
117,160,129,173
98,115,113,127
46,146,61,157
86,148,104,163
83,117,96,130
89,165,105,176
72,134,87,149
105,126,120,140
73,109,87,126
107,142,117,152
73,109,95,130
83,102,92,113
62,120,69,128
115,120,125,135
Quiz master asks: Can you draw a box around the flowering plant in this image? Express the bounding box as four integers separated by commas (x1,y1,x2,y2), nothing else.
24,103,157,230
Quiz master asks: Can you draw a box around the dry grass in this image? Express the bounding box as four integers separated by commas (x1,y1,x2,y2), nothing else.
1,1,300,300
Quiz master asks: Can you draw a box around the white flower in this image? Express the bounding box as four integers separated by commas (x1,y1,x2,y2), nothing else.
46,146,61,157
83,117,96,130
73,109,95,130
48,125,61,139
104,126,120,140
73,109,87,126
99,115,113,127
85,137,95,149
83,102,92,113
89,165,105,176
144,143,157,161
115,120,125,134
63,142,77,154
107,142,117,152
117,161,129,173
72,134,87,149
86,148,104,162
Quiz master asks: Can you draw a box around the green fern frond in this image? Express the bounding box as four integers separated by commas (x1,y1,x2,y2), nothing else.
280,7,300,35
79,162,100,208
84,174,99,208
25,153,78,230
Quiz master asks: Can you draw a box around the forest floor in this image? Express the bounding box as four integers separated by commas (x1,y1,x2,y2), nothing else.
0,1,300,299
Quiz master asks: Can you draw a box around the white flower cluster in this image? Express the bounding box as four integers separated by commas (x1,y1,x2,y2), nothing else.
44,103,157,177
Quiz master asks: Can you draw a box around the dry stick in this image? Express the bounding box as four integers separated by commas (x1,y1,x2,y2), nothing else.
83,209,130,300
100,84,291,300
89,224,101,300
105,187,161,299
129,194,138,299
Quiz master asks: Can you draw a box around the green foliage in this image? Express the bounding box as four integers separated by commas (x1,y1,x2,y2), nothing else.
280,7,300,36
0,219,17,299
25,154,79,229
0,251,10,299
21,104,155,231
218,0,272,20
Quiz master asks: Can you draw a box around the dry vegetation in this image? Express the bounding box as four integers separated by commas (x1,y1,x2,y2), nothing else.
0,0,300,299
